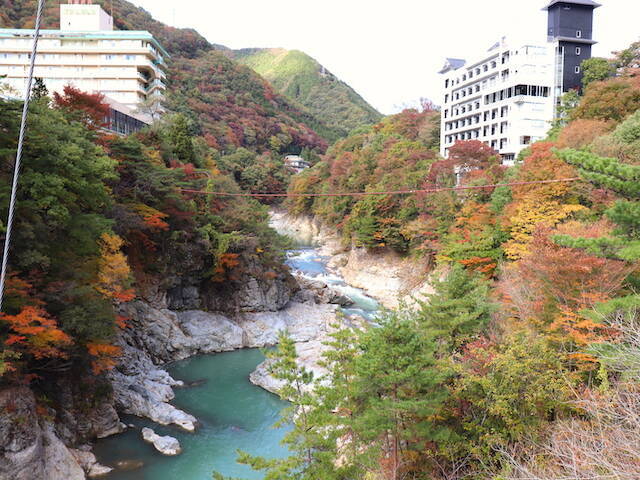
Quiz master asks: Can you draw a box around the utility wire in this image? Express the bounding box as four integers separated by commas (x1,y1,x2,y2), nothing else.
0,0,46,312
178,177,582,198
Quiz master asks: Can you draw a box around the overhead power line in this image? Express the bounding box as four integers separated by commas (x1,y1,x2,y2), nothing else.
0,0,46,312
178,177,582,198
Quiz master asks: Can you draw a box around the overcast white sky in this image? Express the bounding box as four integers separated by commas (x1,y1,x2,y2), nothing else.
128,0,639,114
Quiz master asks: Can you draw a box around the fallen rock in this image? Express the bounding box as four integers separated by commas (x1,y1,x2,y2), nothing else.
294,275,354,307
141,427,181,456
71,448,113,478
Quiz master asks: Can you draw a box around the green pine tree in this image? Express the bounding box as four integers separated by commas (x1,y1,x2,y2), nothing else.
350,310,455,480
415,264,493,351
555,149,640,261
31,77,49,100
169,113,197,165
213,331,345,480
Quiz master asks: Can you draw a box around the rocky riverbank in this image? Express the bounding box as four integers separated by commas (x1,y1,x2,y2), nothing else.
109,298,340,431
270,209,437,308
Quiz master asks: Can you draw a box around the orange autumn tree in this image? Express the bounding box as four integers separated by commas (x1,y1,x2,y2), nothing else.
95,233,135,304
500,221,631,367
440,201,503,276
502,143,586,259
556,119,615,150
89,233,135,374
1,306,72,373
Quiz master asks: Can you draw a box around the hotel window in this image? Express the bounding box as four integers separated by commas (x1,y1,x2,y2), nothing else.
483,64,488,72
445,79,449,88
576,47,581,55
475,68,480,75
575,66,581,74
491,61,497,68
576,30,582,38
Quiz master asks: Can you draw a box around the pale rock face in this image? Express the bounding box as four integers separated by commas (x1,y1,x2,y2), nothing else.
237,302,337,347
41,424,86,480
141,427,182,456
175,310,245,352
0,387,87,480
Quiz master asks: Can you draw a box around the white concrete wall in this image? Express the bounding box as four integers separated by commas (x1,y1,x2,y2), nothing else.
60,4,113,32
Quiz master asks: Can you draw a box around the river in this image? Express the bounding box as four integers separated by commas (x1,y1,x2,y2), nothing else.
94,238,379,479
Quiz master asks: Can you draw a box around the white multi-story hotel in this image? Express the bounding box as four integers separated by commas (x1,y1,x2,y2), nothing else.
0,0,169,133
439,0,600,163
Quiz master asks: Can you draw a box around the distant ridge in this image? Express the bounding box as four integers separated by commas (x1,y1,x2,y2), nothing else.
231,48,383,140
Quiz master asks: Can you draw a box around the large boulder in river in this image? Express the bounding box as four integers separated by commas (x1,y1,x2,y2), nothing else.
141,427,181,456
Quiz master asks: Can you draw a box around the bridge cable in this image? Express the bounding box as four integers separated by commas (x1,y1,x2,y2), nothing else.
0,0,46,312
177,177,582,198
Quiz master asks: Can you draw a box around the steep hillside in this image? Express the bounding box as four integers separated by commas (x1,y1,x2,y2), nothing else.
0,0,329,153
233,48,383,140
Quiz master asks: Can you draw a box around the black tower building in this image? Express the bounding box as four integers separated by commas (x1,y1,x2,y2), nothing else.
544,0,600,92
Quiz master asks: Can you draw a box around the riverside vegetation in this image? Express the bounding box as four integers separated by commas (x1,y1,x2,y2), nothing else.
1,0,640,478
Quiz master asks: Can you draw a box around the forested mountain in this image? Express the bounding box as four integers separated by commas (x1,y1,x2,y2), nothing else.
233,48,383,140
0,0,329,154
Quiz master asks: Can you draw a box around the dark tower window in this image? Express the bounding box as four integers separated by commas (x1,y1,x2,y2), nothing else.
576,30,582,37
576,47,581,55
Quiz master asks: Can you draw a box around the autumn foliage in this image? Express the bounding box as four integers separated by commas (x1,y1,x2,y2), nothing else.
2,306,71,362
53,85,110,130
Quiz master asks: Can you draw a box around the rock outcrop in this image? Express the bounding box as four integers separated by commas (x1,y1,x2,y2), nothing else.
141,428,181,456
0,387,86,480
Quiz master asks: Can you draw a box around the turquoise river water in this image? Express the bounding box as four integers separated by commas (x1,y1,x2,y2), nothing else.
93,246,379,480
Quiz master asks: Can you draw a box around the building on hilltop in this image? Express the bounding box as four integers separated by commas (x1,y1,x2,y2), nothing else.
0,0,169,134
439,0,600,163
